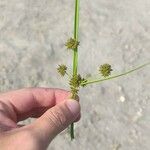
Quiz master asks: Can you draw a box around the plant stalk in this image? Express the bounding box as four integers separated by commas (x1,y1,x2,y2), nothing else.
81,62,150,86
70,0,80,140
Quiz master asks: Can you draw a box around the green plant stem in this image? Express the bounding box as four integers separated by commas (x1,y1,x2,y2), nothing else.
73,0,79,75
81,62,150,86
70,0,80,140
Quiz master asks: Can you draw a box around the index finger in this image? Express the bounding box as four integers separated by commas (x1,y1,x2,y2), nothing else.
0,88,71,121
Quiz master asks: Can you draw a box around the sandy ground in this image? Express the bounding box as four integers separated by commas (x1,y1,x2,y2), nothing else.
0,0,150,149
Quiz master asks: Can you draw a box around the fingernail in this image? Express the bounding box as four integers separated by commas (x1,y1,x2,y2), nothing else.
66,99,80,116
74,113,81,122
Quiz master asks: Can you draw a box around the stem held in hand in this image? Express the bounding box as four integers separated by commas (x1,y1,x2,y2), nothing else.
70,0,80,140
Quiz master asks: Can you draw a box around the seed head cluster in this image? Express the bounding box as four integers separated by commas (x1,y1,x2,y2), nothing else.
57,64,67,76
69,74,87,96
99,64,113,77
65,38,79,49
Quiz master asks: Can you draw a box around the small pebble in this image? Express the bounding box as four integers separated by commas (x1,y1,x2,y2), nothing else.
119,96,126,102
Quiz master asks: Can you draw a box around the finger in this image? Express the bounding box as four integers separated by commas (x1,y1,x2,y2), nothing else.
74,113,81,122
0,88,71,121
31,99,80,143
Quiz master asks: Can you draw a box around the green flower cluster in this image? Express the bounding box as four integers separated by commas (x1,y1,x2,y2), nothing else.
69,74,87,96
65,38,79,49
57,64,67,76
99,64,113,77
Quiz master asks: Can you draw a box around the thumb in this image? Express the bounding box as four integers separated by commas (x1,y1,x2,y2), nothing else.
31,99,80,142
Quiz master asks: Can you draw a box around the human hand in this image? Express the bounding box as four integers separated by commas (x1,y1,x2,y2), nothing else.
0,88,80,150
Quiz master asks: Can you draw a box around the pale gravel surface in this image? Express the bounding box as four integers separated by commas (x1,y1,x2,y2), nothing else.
0,0,150,150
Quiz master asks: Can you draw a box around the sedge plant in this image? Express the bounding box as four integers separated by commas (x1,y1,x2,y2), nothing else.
57,0,150,140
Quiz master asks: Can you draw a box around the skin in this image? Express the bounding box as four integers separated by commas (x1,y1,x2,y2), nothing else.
0,88,81,150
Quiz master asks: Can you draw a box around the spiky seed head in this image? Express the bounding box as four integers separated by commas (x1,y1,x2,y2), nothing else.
69,74,82,88
57,64,67,76
69,74,87,96
69,74,87,88
70,87,79,98
99,64,113,77
65,38,79,49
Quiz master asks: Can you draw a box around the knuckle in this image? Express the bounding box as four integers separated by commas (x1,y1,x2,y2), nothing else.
45,107,67,128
